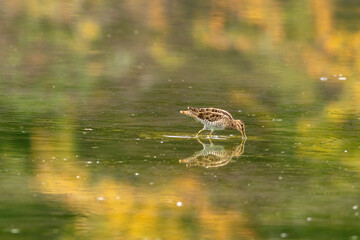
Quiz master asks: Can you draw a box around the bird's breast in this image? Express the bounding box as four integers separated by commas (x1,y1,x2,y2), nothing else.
197,118,226,130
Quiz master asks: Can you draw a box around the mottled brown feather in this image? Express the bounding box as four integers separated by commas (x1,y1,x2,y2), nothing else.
180,106,247,138
187,107,233,122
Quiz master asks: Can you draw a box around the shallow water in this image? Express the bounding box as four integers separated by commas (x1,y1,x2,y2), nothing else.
1,0,360,239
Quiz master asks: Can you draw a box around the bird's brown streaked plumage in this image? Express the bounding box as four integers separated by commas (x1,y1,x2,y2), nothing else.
180,106,247,138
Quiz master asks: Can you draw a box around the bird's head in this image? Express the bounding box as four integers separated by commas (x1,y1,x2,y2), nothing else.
234,120,247,139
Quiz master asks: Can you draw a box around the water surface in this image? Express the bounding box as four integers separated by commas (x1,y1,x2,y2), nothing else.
1,0,360,239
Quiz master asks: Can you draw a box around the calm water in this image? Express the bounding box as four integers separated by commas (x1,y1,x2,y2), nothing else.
1,0,360,239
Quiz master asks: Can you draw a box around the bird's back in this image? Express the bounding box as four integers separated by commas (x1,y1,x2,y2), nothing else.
185,107,234,122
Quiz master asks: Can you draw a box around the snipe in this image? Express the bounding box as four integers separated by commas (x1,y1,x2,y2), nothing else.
180,107,246,139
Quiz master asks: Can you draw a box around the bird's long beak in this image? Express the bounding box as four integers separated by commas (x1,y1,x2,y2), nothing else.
240,128,247,139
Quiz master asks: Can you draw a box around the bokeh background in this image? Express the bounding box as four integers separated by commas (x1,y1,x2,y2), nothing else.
0,0,360,239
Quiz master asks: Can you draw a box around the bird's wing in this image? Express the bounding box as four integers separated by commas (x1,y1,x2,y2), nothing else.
188,107,232,122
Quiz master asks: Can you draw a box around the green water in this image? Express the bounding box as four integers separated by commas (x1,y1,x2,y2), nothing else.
1,0,360,239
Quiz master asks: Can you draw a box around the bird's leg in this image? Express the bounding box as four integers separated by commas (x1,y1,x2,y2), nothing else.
196,138,206,149
196,127,205,137
208,129,214,139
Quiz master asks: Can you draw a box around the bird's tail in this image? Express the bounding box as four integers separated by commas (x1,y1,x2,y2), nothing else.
180,106,199,117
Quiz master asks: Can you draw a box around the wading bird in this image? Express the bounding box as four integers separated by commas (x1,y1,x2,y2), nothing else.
180,107,246,139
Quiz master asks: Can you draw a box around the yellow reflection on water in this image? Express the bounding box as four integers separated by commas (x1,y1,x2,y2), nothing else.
29,128,255,239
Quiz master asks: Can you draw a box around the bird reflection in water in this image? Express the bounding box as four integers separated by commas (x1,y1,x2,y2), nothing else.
180,138,246,168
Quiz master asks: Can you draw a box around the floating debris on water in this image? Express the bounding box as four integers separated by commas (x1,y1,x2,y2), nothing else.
135,172,139,176
319,75,347,81
306,217,312,222
353,205,358,210
338,74,346,80
163,135,193,139
320,76,328,81
96,196,105,201
177,201,182,207
76,176,80,179
84,128,93,131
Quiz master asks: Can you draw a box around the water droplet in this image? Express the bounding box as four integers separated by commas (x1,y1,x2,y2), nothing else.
10,228,20,234
280,233,288,238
